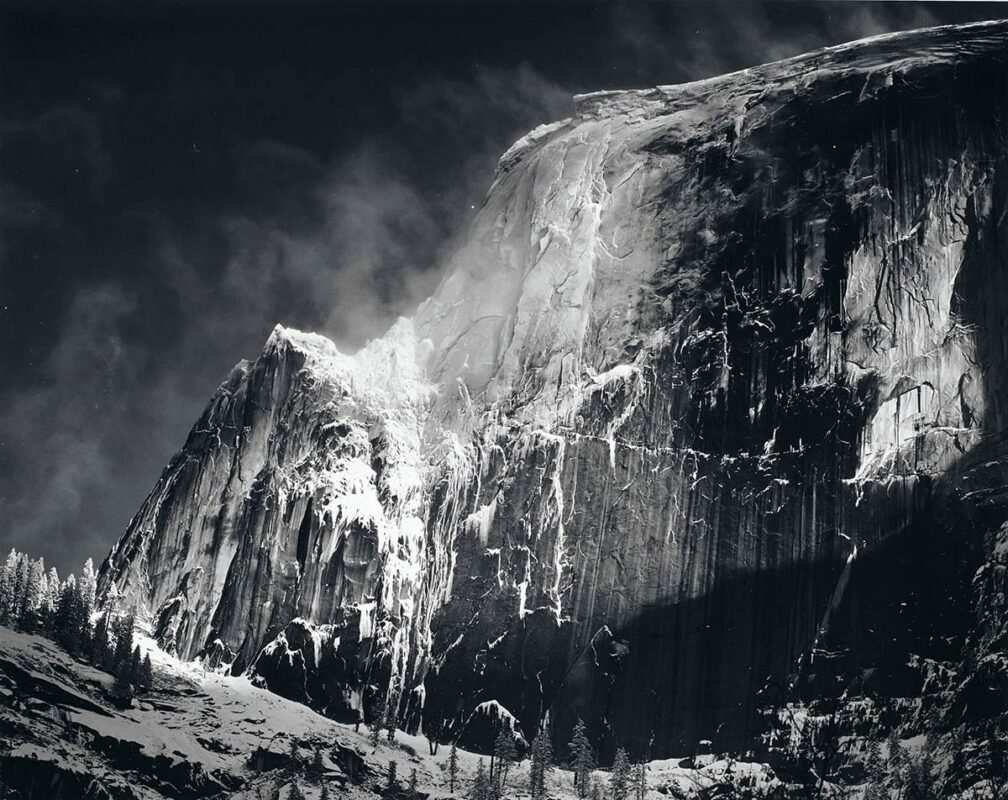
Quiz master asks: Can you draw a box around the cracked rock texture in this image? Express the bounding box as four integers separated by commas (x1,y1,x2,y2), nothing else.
101,20,1008,762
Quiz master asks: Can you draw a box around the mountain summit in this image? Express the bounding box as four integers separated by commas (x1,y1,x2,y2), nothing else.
100,19,1008,770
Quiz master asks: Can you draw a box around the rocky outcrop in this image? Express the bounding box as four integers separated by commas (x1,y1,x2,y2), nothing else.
0,628,393,800
247,615,377,722
99,321,439,679
101,19,1008,764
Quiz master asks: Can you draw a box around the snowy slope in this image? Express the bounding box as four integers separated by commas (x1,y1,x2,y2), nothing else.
0,625,784,799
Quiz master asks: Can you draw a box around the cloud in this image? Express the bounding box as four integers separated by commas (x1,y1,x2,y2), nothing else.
0,59,573,576
207,145,443,349
0,3,956,578
0,285,142,574
608,1,942,87
165,62,573,351
0,105,112,202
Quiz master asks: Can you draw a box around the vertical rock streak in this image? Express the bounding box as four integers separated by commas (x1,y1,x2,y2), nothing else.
100,21,1008,758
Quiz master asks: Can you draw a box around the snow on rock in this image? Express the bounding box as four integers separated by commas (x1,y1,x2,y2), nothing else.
97,315,469,724
2,625,774,800
457,699,529,753
95,18,1008,771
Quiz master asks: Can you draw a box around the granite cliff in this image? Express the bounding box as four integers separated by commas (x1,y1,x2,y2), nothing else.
99,19,1008,770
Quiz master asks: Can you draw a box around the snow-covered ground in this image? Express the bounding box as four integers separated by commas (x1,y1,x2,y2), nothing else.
0,625,779,799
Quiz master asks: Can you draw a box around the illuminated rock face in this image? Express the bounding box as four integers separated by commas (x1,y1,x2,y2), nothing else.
99,321,443,675
101,21,1008,758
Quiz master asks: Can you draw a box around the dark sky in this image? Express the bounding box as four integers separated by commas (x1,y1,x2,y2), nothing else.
0,0,1003,578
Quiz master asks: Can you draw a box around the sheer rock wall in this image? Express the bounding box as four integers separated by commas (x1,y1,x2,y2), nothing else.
100,20,1008,760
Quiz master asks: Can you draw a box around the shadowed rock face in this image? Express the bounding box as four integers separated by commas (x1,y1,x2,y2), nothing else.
101,20,1008,760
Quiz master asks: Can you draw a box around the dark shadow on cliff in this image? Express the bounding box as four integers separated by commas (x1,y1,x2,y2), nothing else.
415,56,1008,766
550,466,989,764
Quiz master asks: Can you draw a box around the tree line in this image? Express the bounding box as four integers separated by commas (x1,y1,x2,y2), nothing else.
462,717,648,800
0,548,152,697
359,700,650,800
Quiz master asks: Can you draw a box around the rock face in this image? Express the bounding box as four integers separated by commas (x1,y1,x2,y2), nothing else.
99,322,442,691
101,20,1008,761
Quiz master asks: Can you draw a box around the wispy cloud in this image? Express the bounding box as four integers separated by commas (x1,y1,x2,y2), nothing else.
0,285,140,571
608,1,942,87
0,3,971,575
0,62,571,574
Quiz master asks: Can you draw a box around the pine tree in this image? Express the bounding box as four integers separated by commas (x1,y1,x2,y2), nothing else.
33,564,50,629
111,611,135,673
68,574,91,654
79,611,93,659
92,612,111,670
53,575,71,637
319,784,331,800
541,724,555,773
112,652,134,700
76,559,96,643
470,759,490,800
312,746,324,773
409,767,418,795
103,581,121,617
42,566,60,627
78,558,97,615
529,725,555,800
493,728,518,795
0,548,18,623
610,748,631,800
286,782,305,800
54,574,82,652
10,553,30,626
74,560,96,651
569,719,595,799
448,741,460,794
140,653,154,692
529,735,544,800
369,715,382,750
387,759,398,789
591,778,604,800
425,716,442,755
130,645,142,686
20,557,46,630
632,761,647,800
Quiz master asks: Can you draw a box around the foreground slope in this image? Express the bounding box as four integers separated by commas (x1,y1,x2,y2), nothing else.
100,19,1008,762
0,626,786,799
